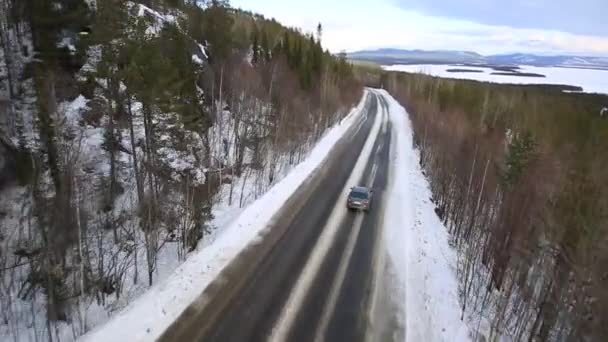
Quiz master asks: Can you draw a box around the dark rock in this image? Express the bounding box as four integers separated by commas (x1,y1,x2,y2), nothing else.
435,206,445,219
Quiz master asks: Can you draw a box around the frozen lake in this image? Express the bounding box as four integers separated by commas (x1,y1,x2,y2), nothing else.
383,64,608,94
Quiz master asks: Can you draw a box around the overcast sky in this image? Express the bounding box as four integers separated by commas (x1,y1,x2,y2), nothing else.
230,0,608,55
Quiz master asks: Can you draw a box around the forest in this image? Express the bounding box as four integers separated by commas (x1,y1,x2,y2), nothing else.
381,71,608,341
0,0,361,340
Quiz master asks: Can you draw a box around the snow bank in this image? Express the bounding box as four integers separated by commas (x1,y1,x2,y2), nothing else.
384,64,608,94
381,89,470,342
81,90,369,342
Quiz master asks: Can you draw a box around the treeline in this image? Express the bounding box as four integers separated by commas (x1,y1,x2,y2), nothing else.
382,71,608,341
0,0,361,340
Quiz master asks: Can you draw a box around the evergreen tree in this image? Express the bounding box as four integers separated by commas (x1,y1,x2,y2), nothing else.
309,35,322,76
93,0,128,44
184,2,206,43
201,0,234,65
27,0,91,65
282,30,291,64
501,131,537,188
260,30,271,62
317,22,323,44
251,26,259,65
292,36,302,69
160,24,209,131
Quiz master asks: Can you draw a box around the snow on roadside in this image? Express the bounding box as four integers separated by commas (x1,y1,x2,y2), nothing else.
381,89,470,342
81,90,369,342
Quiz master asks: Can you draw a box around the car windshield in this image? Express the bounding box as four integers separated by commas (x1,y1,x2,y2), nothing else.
350,191,368,199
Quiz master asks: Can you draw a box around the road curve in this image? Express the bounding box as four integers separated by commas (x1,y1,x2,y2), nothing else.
159,91,395,342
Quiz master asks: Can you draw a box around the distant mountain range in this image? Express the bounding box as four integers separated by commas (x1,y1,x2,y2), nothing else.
347,49,608,69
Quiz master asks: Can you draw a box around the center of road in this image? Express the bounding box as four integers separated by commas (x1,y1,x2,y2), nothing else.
268,92,387,342
313,106,387,342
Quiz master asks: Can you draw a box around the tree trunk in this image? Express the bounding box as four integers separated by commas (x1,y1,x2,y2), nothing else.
0,12,17,136
107,76,117,242
34,66,62,195
126,93,144,203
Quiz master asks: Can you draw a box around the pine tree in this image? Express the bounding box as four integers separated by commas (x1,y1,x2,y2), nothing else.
27,0,91,65
92,0,128,46
160,24,209,131
184,2,205,43
251,26,259,65
309,35,322,76
201,0,234,65
282,30,291,64
292,35,302,69
501,131,537,188
317,22,323,44
260,29,271,62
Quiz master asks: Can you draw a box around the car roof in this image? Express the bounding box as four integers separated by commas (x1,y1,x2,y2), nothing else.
351,186,370,193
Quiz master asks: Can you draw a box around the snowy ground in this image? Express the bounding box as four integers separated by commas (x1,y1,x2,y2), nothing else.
384,64,608,94
381,89,470,342
81,91,369,342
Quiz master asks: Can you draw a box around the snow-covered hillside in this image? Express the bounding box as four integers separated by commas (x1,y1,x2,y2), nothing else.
82,92,369,342
0,1,362,341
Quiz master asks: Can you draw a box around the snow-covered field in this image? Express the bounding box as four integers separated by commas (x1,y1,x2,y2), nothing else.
382,89,470,342
81,91,369,342
384,64,608,94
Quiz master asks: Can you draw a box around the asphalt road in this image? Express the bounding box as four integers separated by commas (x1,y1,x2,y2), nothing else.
159,91,395,342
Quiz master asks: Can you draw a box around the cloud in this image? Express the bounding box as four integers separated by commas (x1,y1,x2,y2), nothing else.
394,0,608,36
232,0,608,55
429,25,608,55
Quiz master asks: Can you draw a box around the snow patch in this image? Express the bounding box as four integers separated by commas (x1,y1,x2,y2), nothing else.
130,2,176,36
64,95,90,124
192,54,204,65
136,4,165,20
57,37,77,53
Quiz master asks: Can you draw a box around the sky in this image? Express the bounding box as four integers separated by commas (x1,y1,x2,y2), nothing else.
230,0,608,56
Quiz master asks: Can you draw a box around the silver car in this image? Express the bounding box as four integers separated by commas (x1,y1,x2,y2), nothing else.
347,186,373,211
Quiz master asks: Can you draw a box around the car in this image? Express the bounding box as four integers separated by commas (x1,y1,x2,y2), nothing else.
347,186,373,211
